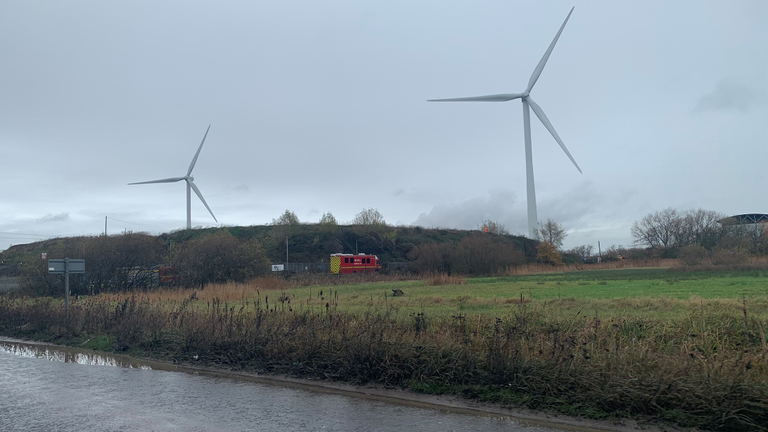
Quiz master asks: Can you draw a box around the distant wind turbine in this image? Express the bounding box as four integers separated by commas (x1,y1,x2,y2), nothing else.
129,125,218,230
429,7,581,238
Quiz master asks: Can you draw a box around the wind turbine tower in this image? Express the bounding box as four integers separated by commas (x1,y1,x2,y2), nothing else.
129,125,218,230
429,7,581,238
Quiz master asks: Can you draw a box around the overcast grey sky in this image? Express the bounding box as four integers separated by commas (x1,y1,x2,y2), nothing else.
2,1,767,252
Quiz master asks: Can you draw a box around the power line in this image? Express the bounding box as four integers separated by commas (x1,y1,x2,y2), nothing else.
0,236,50,241
0,231,51,239
106,217,157,229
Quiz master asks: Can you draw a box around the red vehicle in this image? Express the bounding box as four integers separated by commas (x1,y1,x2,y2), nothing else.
330,253,381,274
124,265,181,288
157,266,181,286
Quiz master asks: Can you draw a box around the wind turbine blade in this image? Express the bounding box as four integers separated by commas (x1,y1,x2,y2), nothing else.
527,97,582,174
428,94,524,102
128,177,185,185
189,181,218,223
526,7,574,92
187,124,211,176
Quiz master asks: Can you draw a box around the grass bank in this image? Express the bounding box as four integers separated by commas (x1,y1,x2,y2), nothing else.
1,268,767,431
100,267,768,320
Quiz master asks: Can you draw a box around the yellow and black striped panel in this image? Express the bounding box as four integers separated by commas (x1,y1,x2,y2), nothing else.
330,256,341,274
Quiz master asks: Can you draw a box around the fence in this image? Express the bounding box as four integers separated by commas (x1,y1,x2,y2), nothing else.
385,262,413,273
272,261,412,275
273,262,328,274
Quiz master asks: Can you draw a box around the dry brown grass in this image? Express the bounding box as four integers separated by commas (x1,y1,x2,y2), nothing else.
424,296,444,304
505,259,677,276
281,273,419,287
1,294,766,431
94,273,420,305
671,255,768,272
423,273,468,286
99,282,259,304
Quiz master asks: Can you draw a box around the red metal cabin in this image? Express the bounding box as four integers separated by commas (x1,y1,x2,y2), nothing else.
330,253,381,274
157,266,181,286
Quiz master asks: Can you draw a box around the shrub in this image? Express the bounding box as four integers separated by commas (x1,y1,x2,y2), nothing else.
536,242,562,265
423,272,467,286
408,235,525,275
678,244,707,267
173,231,270,288
20,233,165,296
711,248,746,266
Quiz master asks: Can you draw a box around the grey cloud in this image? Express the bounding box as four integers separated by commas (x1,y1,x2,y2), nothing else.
1,2,766,253
537,182,603,226
413,189,525,233
412,182,606,238
37,213,70,223
693,80,763,113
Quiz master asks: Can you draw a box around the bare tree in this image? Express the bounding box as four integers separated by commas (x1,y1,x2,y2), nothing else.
19,233,165,296
567,244,594,260
352,208,386,226
479,219,509,235
534,219,567,249
407,243,448,274
173,231,269,288
631,208,680,248
741,224,768,254
407,236,524,275
272,209,300,226
632,208,725,250
678,209,725,249
604,244,628,260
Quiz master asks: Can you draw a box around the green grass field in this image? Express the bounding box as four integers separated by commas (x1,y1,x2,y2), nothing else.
277,268,768,320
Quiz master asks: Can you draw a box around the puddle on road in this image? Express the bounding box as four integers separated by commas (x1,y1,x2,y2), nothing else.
0,338,637,432
0,338,173,371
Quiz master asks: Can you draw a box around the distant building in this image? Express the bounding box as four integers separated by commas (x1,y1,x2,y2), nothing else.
717,213,768,226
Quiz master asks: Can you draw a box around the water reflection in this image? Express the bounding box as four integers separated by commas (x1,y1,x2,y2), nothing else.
0,339,570,432
0,341,152,369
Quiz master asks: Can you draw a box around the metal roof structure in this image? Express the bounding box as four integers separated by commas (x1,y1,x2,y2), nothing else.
717,213,768,225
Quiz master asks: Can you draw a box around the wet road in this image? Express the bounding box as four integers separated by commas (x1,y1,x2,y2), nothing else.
0,340,566,432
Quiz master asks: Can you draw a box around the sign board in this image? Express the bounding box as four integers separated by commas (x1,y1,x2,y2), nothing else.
271,264,285,272
48,259,85,274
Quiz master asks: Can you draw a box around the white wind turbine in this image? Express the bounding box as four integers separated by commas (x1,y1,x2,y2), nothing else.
429,7,581,238
129,125,218,230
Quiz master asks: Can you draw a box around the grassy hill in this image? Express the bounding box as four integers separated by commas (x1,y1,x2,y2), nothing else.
0,224,537,269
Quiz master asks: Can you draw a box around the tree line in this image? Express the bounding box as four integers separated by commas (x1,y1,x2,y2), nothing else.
631,207,768,257
272,208,385,227
407,234,526,274
18,231,270,297
10,207,577,296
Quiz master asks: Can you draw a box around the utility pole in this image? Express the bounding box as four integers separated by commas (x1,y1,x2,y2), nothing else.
64,258,69,314
104,216,108,236
598,241,602,263
285,235,288,264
